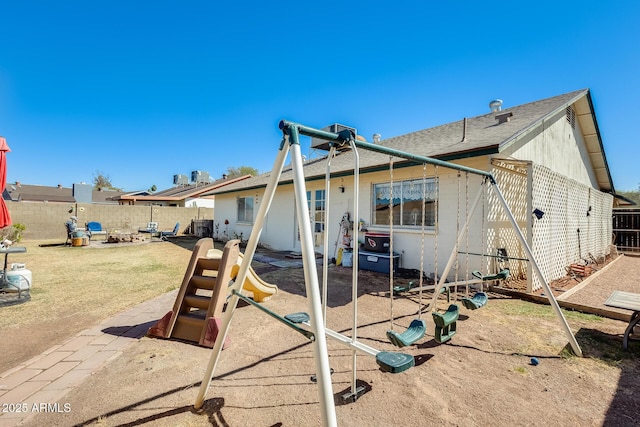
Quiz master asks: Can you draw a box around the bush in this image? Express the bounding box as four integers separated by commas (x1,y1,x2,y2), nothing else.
1,223,26,244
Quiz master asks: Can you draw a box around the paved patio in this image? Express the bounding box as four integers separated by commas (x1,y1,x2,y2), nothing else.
0,290,177,426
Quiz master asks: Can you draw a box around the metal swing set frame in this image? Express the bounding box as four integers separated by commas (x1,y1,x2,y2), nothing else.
194,120,583,427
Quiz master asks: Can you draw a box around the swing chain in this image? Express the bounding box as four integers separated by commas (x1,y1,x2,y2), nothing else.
388,156,395,330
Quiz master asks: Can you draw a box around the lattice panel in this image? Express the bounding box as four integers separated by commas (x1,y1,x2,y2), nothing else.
489,163,528,282
531,164,613,290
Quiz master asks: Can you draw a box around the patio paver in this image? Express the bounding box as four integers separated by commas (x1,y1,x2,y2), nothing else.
0,290,177,426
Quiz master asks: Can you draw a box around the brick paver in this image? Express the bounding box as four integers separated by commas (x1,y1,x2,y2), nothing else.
0,290,176,426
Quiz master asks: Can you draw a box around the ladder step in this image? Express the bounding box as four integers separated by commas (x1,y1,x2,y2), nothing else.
184,294,211,310
172,313,206,342
198,257,220,271
190,275,217,290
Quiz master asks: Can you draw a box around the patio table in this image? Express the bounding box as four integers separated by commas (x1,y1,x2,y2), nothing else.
604,290,640,350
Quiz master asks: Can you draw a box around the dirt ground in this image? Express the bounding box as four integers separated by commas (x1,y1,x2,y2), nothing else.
16,253,640,426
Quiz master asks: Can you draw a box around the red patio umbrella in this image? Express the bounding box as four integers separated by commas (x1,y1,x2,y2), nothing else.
0,136,12,229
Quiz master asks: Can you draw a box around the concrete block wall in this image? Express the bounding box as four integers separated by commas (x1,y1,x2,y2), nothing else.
6,202,213,240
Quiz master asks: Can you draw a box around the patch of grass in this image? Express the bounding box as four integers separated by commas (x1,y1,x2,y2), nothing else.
560,346,575,359
513,366,528,375
492,300,603,323
577,328,639,366
0,239,194,330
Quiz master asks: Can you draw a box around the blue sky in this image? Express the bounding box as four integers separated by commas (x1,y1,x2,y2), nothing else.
1,1,638,192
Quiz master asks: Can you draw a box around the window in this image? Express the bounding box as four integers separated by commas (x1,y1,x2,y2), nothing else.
296,190,325,246
314,190,325,233
237,196,254,222
373,178,437,226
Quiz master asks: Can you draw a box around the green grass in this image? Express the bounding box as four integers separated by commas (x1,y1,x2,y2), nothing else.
513,366,528,375
0,239,194,330
493,299,604,323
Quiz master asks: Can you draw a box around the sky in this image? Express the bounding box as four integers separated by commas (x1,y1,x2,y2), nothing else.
1,1,639,192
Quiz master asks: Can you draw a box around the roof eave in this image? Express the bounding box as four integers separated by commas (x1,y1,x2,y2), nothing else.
211,146,501,196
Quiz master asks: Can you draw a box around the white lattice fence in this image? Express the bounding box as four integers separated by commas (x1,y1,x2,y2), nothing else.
531,164,613,290
489,164,528,281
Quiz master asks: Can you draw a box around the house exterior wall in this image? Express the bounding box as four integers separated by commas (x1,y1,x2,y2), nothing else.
212,98,614,288
185,197,215,208
503,108,598,188
214,156,492,281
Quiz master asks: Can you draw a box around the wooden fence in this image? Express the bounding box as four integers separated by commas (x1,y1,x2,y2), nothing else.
613,208,640,253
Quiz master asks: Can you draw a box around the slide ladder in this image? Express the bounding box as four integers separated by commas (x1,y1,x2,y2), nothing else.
148,238,239,348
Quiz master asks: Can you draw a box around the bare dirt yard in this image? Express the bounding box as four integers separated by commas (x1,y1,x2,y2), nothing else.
4,240,640,426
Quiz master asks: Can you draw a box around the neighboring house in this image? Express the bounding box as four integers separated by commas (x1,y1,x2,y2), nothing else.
3,182,124,204
209,89,619,291
113,174,253,207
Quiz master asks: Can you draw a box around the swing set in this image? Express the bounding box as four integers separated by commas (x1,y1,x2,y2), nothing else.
193,120,583,427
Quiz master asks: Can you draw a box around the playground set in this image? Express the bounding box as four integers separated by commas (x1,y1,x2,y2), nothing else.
180,120,584,427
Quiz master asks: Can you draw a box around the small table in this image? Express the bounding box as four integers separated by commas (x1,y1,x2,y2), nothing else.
604,290,640,350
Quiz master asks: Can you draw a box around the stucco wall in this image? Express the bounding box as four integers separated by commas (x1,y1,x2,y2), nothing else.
213,157,491,279
6,202,213,240
502,109,598,188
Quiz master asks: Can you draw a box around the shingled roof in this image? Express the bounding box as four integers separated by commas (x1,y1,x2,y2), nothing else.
4,183,124,203
114,174,252,203
208,89,614,195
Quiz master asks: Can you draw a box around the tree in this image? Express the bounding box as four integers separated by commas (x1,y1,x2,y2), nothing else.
92,171,122,191
618,189,640,206
226,166,259,178
148,184,157,193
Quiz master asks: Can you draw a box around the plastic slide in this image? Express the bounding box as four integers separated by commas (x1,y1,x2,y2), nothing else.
206,249,278,302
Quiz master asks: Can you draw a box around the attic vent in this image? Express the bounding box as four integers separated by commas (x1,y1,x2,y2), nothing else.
495,111,513,125
566,106,576,129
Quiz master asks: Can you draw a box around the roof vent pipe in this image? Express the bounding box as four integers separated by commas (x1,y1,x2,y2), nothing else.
461,118,467,143
372,133,381,144
489,99,503,112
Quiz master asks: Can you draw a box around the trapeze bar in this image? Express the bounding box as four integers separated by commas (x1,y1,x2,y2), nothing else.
279,120,494,180
232,290,315,341
457,251,529,261
323,328,380,357
298,317,380,357
400,279,483,294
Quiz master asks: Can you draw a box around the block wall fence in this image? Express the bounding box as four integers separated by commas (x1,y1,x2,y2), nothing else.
6,202,214,240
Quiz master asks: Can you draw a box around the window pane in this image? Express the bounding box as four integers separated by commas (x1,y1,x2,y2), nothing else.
237,198,246,222
373,183,390,225
245,197,253,221
237,197,253,222
373,178,437,227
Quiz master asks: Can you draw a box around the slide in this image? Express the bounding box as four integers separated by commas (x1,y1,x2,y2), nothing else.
206,249,278,302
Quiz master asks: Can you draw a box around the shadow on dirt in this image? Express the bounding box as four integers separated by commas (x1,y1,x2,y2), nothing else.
575,328,640,426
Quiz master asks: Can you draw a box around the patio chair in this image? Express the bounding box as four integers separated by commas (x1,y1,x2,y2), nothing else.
138,222,158,234
160,222,180,241
86,222,107,240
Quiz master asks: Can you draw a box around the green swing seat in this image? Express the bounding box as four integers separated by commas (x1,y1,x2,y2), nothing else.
461,292,488,310
472,268,510,281
376,351,415,373
432,304,459,343
386,318,427,348
392,281,416,295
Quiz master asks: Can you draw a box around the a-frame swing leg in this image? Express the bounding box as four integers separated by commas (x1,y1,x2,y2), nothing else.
194,127,339,427
194,143,290,412
491,182,583,357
